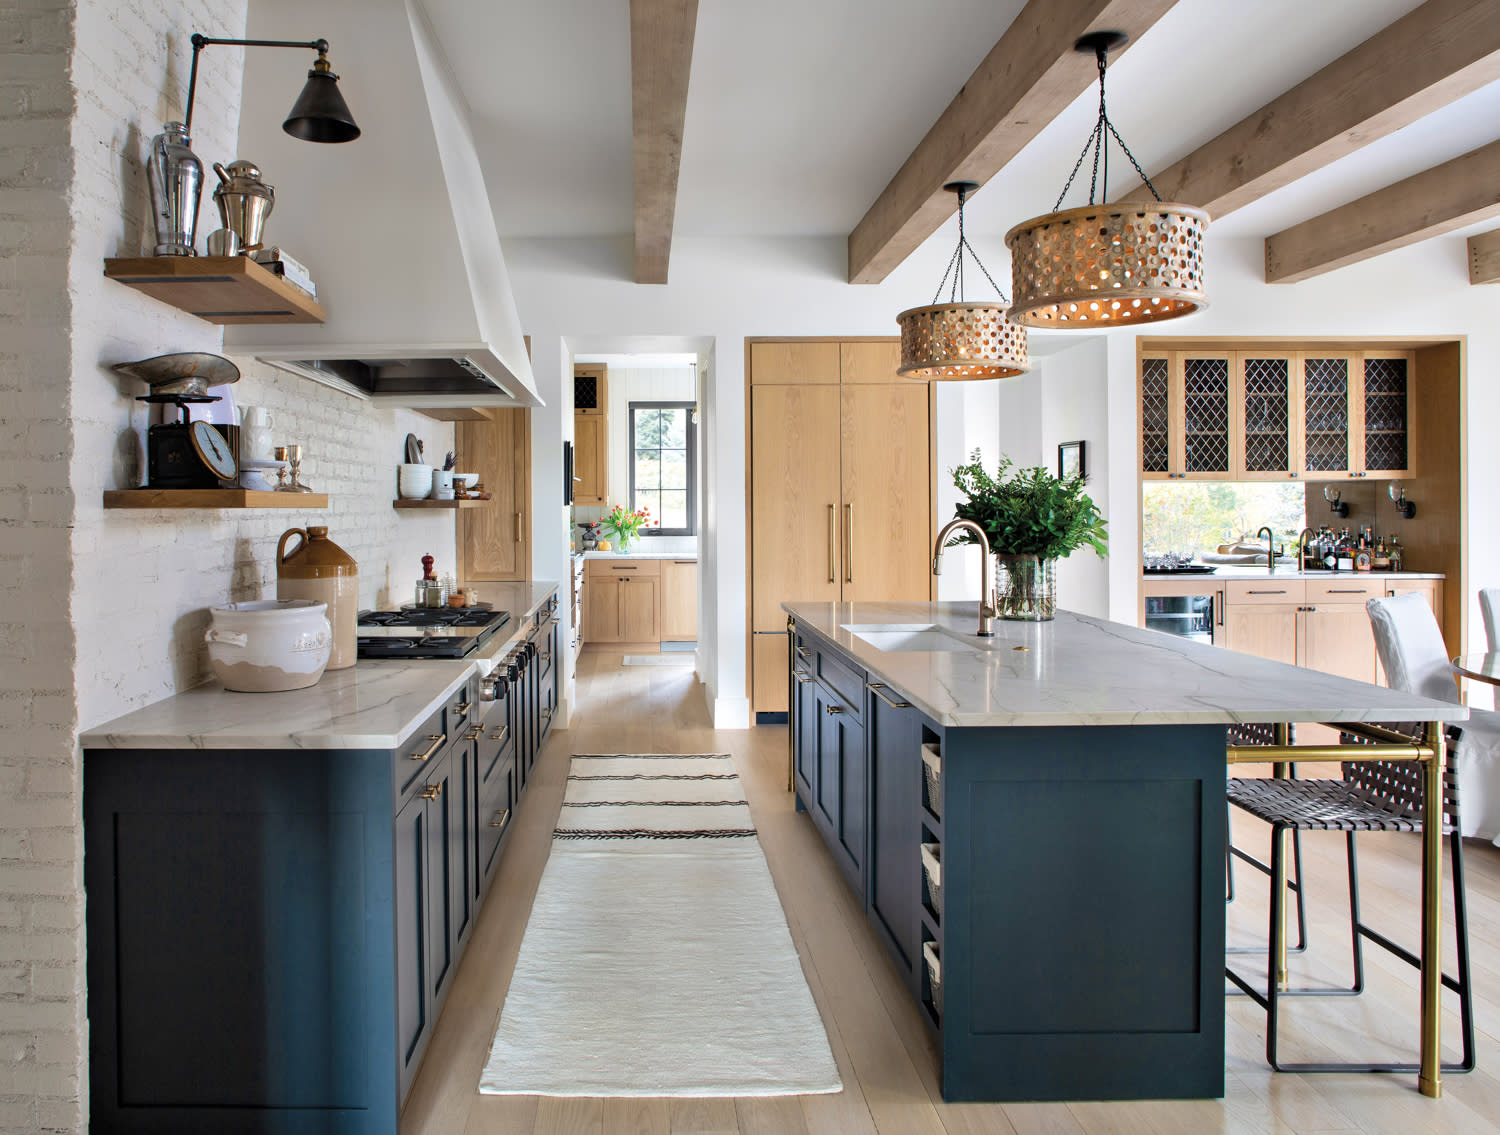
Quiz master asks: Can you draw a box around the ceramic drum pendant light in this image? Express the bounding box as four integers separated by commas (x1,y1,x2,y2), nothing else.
1005,32,1208,328
897,182,1029,380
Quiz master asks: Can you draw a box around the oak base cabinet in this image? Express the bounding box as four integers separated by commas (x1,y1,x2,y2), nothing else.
660,558,698,641
584,560,662,644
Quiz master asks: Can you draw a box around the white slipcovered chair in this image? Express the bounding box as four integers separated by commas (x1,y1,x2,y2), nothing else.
1366,592,1500,842
1479,587,1500,653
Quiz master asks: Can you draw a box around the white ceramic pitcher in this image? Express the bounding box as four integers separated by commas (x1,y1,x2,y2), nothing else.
240,406,275,462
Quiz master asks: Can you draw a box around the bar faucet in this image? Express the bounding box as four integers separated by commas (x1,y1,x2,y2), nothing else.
1295,527,1315,571
932,519,996,637
1256,525,1277,573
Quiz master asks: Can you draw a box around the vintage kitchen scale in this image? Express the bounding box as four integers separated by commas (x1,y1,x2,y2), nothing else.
115,352,240,489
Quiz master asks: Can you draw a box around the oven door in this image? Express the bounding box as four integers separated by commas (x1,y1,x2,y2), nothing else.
1144,593,1215,646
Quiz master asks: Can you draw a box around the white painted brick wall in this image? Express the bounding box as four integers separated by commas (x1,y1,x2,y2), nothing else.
2,0,456,1129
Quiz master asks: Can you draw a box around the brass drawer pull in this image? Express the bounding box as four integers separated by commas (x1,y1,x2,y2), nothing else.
410,733,445,762
845,503,854,584
490,725,510,744
454,701,472,717
825,703,845,716
465,725,483,741
1247,589,1287,595
867,682,912,709
420,784,442,801
828,504,836,584
1326,588,1370,594
490,809,510,829
541,707,553,721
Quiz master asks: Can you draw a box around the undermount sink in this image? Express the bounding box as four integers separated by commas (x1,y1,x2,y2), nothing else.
841,624,979,653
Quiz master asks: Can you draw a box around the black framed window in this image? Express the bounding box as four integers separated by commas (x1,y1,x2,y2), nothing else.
629,401,695,535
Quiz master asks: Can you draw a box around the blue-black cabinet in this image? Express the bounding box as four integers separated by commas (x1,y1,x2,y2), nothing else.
866,682,922,994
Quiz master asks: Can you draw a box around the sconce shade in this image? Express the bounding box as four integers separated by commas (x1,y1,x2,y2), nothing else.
896,302,1029,379
283,63,361,143
1005,203,1208,327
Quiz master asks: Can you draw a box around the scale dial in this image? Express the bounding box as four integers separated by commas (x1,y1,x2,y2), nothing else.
189,420,238,479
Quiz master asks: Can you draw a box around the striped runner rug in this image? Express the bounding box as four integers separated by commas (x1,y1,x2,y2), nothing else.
478,753,842,1098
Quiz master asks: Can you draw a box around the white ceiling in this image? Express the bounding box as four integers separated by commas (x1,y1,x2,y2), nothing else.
422,0,1497,253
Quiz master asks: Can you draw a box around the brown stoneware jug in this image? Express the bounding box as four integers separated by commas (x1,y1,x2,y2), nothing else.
277,526,359,670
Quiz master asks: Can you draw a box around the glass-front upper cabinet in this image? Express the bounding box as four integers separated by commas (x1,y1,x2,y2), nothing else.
1235,352,1299,480
1299,351,1413,479
1300,353,1354,477
1360,352,1413,478
1140,351,1232,480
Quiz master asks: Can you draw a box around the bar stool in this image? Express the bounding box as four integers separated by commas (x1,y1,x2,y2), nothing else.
1480,587,1500,653
1225,723,1308,957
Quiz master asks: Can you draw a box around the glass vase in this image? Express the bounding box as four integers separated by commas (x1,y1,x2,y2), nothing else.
991,554,1056,621
613,530,633,554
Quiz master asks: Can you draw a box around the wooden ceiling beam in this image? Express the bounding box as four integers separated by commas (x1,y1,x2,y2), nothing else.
1125,0,1500,216
1264,139,1500,284
846,0,1181,286
1468,228,1500,284
631,0,699,285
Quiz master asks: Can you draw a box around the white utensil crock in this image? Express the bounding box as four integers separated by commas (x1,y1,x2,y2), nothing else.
205,599,332,692
398,463,433,499
430,469,454,498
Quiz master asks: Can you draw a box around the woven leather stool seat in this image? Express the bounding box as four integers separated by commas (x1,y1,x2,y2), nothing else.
1227,775,1420,833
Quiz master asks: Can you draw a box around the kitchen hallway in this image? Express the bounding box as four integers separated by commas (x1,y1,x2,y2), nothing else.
400,652,1500,1135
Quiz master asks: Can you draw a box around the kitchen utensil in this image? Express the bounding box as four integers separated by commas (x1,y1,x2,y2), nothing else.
430,469,454,498
205,599,331,692
148,121,203,256
213,159,275,250
205,228,241,257
113,352,240,395
277,526,359,670
238,405,275,462
404,433,423,464
398,463,433,499
138,393,231,489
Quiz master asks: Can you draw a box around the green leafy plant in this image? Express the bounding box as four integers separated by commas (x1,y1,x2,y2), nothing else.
949,451,1108,559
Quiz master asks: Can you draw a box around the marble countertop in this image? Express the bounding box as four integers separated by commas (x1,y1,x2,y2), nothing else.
783,600,1469,729
81,582,559,751
1144,568,1444,581
581,550,697,560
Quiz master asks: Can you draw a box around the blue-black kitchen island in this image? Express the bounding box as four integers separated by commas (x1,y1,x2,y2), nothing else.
783,600,1467,1103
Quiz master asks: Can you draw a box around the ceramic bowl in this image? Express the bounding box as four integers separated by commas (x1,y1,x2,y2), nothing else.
398,463,434,499
454,473,478,490
205,599,331,692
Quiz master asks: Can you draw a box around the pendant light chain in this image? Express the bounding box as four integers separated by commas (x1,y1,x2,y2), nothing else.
1051,44,1162,213
930,185,1011,306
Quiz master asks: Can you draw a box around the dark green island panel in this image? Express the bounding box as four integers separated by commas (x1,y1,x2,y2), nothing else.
789,617,1226,1102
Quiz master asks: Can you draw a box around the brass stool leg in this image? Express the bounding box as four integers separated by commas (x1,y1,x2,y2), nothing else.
1273,723,1291,988
1419,720,1443,1098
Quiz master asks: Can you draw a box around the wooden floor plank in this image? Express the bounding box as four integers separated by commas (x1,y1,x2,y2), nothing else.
402,649,1500,1135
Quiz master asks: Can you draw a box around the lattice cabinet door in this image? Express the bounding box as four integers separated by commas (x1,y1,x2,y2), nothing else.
1233,352,1300,481
1298,353,1357,478
1139,354,1174,479
1175,352,1233,480
1357,351,1413,479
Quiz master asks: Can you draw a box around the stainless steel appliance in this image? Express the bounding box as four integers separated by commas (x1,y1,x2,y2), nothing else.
1143,593,1216,645
355,607,510,659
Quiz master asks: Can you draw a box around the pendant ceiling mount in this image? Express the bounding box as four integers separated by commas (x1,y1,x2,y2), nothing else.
1004,31,1208,328
897,181,1029,381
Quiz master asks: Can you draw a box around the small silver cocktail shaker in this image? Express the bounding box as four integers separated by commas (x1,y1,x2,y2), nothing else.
147,122,203,256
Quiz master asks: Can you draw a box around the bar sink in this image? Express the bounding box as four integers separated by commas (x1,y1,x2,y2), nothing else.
841,624,979,652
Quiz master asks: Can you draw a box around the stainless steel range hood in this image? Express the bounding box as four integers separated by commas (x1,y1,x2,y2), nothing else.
224,0,541,409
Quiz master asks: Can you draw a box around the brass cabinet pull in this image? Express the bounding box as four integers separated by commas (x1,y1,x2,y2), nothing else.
465,725,482,741
795,645,811,659
410,733,445,762
1327,588,1370,594
845,503,854,584
794,674,812,685
827,504,836,584
825,703,845,716
490,809,510,829
490,725,510,744
867,682,912,709
540,650,552,663
515,512,523,542
541,707,553,721
674,560,695,565
613,565,639,570
420,784,442,801
1247,589,1287,595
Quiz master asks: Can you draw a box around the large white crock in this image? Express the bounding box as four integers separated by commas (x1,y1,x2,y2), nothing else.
205,599,332,692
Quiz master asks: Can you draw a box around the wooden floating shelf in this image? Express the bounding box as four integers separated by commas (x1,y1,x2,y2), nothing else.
104,489,329,509
393,499,485,510
102,256,326,325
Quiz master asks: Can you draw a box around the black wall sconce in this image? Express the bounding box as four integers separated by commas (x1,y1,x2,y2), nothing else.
186,34,360,143
1323,486,1350,518
1388,482,1417,519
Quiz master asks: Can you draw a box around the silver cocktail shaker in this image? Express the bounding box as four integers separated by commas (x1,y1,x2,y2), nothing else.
213,160,275,251
147,122,203,256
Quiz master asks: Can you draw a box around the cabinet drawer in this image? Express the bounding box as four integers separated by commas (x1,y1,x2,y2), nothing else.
587,558,661,578
478,757,515,882
395,707,448,800
446,679,477,737
816,646,865,718
1306,578,1382,603
1226,580,1306,605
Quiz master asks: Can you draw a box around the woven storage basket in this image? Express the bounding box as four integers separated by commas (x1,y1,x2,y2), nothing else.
921,841,942,918
923,940,942,1018
921,743,942,817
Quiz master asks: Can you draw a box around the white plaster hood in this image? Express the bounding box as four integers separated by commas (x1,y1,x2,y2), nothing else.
223,0,540,408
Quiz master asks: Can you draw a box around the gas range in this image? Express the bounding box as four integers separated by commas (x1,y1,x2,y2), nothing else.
356,607,512,660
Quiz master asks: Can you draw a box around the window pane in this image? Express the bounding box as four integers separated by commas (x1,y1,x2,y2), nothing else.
635,453,660,490
635,410,663,449
635,491,660,526
659,490,688,531
662,408,687,449
661,450,687,490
